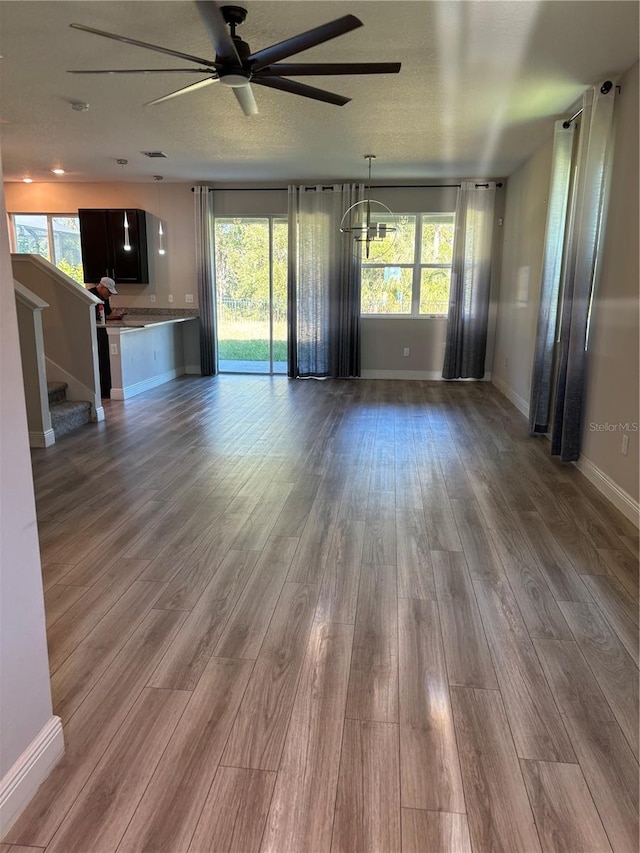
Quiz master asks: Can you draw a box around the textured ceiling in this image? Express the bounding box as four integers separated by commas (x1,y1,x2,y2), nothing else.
1,1,638,183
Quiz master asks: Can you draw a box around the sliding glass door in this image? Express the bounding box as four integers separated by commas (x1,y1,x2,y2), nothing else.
214,216,287,374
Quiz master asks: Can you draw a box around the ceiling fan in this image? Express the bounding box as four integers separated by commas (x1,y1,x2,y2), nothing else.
68,1,401,116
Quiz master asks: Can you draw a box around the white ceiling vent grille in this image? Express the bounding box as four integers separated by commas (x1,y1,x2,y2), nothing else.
142,151,168,158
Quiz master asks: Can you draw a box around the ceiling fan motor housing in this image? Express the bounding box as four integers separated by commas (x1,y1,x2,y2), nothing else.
218,5,251,85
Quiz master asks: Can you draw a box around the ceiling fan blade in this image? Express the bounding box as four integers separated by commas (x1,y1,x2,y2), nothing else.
252,76,350,107
248,15,362,71
257,62,402,77
69,23,219,68
68,68,215,74
232,85,259,116
195,1,241,65
144,76,218,106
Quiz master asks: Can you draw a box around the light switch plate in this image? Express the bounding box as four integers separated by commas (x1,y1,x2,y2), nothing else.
185,294,194,303
168,294,174,303
150,294,156,303
110,343,118,355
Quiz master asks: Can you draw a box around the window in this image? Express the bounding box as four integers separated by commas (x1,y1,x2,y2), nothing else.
360,213,455,316
10,214,84,284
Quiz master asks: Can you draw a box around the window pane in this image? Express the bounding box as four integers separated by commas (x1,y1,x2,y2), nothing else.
361,267,413,314
215,218,271,368
13,214,50,260
421,214,455,264
51,217,84,283
357,213,416,264
419,268,451,315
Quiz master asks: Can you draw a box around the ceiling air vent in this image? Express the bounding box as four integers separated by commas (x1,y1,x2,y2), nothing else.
142,151,167,158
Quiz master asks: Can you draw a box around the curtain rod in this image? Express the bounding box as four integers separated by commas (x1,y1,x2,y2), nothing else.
562,108,583,129
192,181,502,192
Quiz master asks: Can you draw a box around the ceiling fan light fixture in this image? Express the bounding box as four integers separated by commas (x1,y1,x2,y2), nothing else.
218,71,250,88
51,168,65,175
68,8,400,115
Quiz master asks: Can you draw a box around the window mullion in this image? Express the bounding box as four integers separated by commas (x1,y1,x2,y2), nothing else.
411,214,421,316
47,216,55,264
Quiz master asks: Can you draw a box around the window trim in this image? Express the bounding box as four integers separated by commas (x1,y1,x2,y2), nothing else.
360,211,455,319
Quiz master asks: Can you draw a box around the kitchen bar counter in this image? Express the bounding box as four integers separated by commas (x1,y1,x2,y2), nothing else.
104,314,200,399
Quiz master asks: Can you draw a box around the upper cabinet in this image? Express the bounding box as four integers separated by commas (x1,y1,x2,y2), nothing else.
79,208,149,284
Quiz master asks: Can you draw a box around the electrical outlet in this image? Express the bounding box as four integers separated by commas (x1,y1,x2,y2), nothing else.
150,294,156,303
622,434,629,456
185,294,194,303
403,347,410,357
110,343,118,356
168,294,174,303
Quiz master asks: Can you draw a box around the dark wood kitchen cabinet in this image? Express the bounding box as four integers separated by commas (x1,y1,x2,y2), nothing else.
79,208,149,284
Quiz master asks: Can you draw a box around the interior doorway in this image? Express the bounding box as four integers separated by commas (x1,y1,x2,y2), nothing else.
214,216,287,374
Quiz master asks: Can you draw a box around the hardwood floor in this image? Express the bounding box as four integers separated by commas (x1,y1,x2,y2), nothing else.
4,375,638,852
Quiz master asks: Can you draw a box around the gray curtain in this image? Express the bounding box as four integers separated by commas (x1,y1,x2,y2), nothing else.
193,186,217,376
529,121,575,435
550,85,616,461
287,184,362,378
443,181,496,379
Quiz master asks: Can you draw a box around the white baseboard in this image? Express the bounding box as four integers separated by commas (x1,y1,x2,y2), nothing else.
0,716,64,837
360,370,492,381
361,369,444,380
110,367,184,400
492,375,530,417
94,405,105,422
575,455,640,528
29,428,55,448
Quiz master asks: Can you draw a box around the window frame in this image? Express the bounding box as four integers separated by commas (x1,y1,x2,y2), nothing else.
360,211,455,319
213,214,288,374
8,212,84,279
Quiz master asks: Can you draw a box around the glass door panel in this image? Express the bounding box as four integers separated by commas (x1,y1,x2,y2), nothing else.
214,217,287,374
272,219,288,374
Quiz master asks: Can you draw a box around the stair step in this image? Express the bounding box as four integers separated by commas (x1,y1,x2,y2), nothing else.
50,400,92,439
47,381,68,405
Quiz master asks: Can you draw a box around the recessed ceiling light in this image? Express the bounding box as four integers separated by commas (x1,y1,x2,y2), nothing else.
51,168,65,175
22,177,33,183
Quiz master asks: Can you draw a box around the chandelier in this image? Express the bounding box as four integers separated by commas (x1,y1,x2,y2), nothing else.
340,154,397,260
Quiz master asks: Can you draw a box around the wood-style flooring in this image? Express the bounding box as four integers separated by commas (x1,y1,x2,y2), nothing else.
4,375,639,853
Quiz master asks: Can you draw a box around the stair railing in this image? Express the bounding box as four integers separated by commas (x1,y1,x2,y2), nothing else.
14,282,54,447
11,254,104,425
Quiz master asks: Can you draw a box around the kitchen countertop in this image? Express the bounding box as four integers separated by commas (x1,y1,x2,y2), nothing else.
100,313,199,329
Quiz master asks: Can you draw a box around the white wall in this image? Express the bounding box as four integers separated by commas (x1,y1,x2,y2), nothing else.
491,137,554,412
0,156,57,802
581,62,639,505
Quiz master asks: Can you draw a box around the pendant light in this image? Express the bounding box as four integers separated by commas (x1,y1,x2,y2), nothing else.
154,175,166,255
340,154,397,261
116,159,132,251
123,210,132,251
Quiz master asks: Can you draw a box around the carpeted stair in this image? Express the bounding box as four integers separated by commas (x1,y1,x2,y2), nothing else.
48,382,92,439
